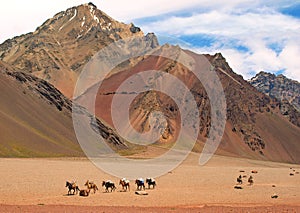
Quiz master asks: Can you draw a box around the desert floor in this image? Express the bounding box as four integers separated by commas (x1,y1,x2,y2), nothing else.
0,152,300,212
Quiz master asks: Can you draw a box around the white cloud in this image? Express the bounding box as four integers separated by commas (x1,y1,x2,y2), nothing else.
142,11,300,39
279,42,300,81
141,10,300,81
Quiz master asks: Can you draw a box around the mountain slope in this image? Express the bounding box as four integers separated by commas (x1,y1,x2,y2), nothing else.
0,61,126,157
0,62,81,157
0,3,157,98
78,45,300,163
250,71,300,112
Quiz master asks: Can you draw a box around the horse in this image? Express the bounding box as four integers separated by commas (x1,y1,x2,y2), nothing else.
102,181,116,192
84,180,98,194
119,178,130,191
146,178,156,189
79,189,90,197
237,175,243,184
135,179,145,191
66,181,80,195
248,176,254,185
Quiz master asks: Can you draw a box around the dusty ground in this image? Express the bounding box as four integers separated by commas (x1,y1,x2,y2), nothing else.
0,153,300,212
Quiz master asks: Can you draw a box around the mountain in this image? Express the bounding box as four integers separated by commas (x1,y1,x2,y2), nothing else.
250,71,300,112
0,61,126,157
0,3,158,98
1,3,300,163
78,45,300,163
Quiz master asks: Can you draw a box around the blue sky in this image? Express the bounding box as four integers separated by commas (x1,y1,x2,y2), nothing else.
1,0,300,81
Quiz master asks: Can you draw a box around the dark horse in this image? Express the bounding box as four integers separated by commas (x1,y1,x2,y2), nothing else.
237,175,243,184
66,181,80,195
102,181,116,192
119,179,130,191
135,179,145,191
146,178,156,189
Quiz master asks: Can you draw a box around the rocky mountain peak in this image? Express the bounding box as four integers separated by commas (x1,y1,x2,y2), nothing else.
0,3,159,98
250,72,300,112
34,3,143,39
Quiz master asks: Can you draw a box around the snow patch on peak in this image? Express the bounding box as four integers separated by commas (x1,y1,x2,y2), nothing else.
59,8,77,31
93,15,99,23
69,8,77,22
81,16,85,27
88,5,99,24
89,5,94,14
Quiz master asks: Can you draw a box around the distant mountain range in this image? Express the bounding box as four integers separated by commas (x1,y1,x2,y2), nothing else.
0,3,299,163
250,71,300,113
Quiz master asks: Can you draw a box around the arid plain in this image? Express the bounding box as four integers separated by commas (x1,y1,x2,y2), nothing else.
1,151,300,212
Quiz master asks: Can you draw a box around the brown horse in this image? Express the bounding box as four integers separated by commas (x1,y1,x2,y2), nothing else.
248,176,254,185
84,180,98,193
119,179,130,191
135,179,145,191
102,181,116,192
66,181,80,195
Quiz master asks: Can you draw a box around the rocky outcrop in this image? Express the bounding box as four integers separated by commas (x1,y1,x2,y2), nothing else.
6,71,72,112
250,72,300,112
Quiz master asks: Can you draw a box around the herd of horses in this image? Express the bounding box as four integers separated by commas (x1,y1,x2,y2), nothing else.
236,175,253,185
236,171,255,186
66,178,156,197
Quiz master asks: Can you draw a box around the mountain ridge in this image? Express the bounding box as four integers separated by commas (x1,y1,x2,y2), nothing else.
0,60,128,157
250,71,300,113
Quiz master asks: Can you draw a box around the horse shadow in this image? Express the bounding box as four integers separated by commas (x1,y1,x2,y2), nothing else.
102,191,115,193
146,187,155,190
63,193,76,196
